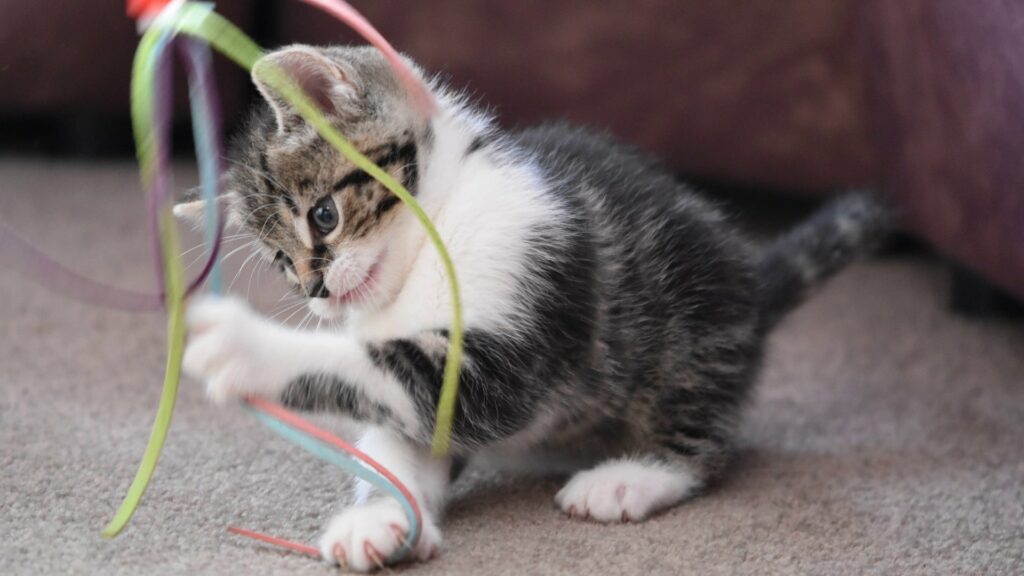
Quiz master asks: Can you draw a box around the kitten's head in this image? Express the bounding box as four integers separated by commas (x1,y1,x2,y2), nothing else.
176,45,431,319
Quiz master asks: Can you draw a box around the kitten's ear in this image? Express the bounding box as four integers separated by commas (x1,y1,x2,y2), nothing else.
252,46,356,132
173,188,242,229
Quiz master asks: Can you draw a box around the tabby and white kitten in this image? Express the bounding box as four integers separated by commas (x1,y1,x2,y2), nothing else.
176,45,890,571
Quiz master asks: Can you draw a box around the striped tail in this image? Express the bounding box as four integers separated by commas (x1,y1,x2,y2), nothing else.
756,191,894,331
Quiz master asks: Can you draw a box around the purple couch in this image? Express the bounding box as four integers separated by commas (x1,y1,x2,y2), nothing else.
1,1,1021,300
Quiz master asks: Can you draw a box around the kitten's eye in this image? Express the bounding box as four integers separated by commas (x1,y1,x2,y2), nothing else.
311,196,339,234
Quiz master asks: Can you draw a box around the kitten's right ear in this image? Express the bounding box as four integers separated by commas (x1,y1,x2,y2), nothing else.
251,45,357,132
173,188,241,229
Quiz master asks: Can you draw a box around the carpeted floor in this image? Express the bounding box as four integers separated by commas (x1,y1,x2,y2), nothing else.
2,159,1023,575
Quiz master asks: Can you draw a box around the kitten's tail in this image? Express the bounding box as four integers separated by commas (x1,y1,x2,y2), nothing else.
756,191,894,332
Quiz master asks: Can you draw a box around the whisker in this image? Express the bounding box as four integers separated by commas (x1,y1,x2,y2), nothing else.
270,300,304,316
220,240,260,264
280,305,310,326
246,258,269,300
269,300,306,322
275,289,298,304
227,250,262,292
179,240,210,258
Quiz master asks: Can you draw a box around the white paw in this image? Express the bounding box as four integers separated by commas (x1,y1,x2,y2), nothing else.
319,498,441,572
182,295,288,404
555,459,700,523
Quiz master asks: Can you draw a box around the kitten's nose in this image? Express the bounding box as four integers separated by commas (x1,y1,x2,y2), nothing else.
305,277,330,298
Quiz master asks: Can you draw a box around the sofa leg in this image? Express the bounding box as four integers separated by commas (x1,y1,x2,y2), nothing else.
949,264,1023,317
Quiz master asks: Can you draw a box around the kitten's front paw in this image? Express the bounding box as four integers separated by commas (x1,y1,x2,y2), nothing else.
555,460,699,523
319,498,441,572
182,295,288,404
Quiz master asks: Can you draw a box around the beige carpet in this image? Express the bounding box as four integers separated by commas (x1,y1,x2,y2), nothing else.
2,159,1023,575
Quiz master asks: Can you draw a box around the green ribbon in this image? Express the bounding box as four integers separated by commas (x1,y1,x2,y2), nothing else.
104,2,464,537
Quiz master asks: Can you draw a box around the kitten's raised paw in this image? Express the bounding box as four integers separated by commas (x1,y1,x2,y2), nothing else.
319,498,441,572
555,459,700,523
182,295,288,404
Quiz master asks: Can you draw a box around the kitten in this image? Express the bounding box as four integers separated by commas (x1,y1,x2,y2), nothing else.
175,45,890,571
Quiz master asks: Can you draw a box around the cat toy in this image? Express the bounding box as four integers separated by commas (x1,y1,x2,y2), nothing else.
1,0,464,562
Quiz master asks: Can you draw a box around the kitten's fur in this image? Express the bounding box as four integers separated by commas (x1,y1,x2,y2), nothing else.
177,45,890,571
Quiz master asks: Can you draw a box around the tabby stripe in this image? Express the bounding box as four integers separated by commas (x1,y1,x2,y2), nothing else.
465,135,488,157
331,141,419,195
281,373,395,425
366,331,545,446
374,195,400,221
663,440,701,457
369,339,443,394
258,150,275,190
334,168,374,191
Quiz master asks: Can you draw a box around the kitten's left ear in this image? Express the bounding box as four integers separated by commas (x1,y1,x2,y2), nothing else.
251,46,357,132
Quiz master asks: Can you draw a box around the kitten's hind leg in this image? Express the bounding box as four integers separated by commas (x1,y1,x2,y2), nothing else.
555,371,750,523
556,369,748,522
554,453,704,523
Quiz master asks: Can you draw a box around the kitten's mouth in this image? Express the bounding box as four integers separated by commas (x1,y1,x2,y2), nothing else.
327,261,381,306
